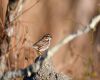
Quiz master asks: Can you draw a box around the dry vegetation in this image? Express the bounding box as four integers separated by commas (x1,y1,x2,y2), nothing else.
0,0,100,80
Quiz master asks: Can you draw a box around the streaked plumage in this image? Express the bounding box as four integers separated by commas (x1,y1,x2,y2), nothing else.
32,34,52,55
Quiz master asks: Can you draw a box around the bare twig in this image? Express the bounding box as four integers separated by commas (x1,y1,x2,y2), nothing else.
0,56,7,79
8,0,24,22
10,0,41,23
46,15,100,60
5,0,25,37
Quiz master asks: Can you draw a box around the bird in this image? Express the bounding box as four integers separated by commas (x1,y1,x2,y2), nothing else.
32,34,52,56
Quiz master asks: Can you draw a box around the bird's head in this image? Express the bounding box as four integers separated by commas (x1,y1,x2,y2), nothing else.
43,34,52,41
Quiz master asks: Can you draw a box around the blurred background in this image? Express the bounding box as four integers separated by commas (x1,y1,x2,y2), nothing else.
0,0,100,80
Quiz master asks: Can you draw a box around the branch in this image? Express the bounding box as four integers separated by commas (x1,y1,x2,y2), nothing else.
5,0,25,37
1,50,71,80
8,0,25,22
10,0,41,22
47,15,100,60
0,56,7,79
1,52,44,80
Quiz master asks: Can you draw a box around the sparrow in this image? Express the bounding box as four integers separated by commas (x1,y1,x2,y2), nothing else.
32,34,52,56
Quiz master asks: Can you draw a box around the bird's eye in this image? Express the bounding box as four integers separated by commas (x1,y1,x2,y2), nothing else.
45,34,52,38
44,37,48,40
47,35,50,37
